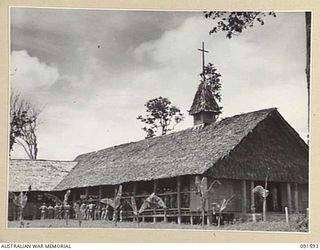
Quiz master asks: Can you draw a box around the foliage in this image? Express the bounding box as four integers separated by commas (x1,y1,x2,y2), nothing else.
137,97,184,138
294,213,309,232
100,185,123,226
252,185,269,198
10,92,42,159
195,176,221,227
201,62,222,103
9,191,28,209
138,193,166,214
204,11,276,38
214,195,235,227
63,190,71,206
8,185,31,226
126,193,166,226
44,193,62,205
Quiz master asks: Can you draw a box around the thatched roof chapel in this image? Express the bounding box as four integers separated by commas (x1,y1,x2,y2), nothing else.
54,108,308,191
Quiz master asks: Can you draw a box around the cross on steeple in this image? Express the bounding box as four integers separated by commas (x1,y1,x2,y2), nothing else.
189,42,220,126
198,41,209,82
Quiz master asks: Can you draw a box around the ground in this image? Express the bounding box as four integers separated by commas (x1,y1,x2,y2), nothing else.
8,216,308,232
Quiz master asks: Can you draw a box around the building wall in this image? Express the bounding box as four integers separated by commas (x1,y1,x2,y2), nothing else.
189,176,242,212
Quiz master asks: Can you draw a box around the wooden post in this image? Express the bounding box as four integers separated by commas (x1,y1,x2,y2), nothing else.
153,180,157,223
177,176,181,224
133,182,137,223
287,182,292,213
293,183,299,213
285,207,289,224
242,180,247,213
164,209,167,223
98,186,103,200
190,215,193,225
72,189,76,203
207,179,213,226
133,182,137,196
250,181,255,211
85,187,89,197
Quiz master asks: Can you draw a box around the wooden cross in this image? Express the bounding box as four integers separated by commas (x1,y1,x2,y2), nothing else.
198,41,209,81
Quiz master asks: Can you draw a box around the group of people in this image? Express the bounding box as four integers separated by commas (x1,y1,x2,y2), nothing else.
38,201,114,221
75,202,115,221
38,202,69,220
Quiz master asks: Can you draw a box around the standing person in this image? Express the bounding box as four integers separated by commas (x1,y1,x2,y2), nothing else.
80,202,86,220
119,204,124,222
100,205,106,220
88,201,95,220
85,202,90,220
64,203,71,224
54,202,63,219
106,204,112,221
54,203,59,219
73,201,82,227
73,202,78,220
39,203,47,220
47,204,54,219
95,203,101,220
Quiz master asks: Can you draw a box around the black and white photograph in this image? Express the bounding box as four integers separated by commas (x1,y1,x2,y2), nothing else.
8,8,310,232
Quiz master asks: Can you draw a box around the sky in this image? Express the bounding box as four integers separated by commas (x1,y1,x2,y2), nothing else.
10,8,308,161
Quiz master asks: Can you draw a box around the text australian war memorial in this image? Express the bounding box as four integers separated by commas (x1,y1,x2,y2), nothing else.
8,43,308,227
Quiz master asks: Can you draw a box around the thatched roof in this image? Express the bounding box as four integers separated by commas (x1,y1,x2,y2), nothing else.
9,159,77,192
189,83,221,115
55,108,308,191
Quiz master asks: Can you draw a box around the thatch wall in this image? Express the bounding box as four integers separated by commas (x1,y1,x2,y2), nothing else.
204,112,308,183
9,159,77,192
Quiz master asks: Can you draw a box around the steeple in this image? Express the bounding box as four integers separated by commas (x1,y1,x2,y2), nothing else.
189,42,221,126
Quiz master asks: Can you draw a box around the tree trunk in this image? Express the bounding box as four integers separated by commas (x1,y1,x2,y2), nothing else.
262,196,266,222
201,200,206,227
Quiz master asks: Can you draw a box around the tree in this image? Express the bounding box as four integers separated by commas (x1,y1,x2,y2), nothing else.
202,62,222,102
214,195,235,227
204,12,276,39
130,193,166,226
194,176,221,227
204,11,311,140
137,97,184,138
8,185,31,227
10,92,42,159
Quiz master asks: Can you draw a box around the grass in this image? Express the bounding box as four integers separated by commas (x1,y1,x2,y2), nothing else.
8,216,308,232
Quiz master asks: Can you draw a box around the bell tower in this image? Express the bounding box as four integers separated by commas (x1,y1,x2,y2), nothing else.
189,42,221,126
